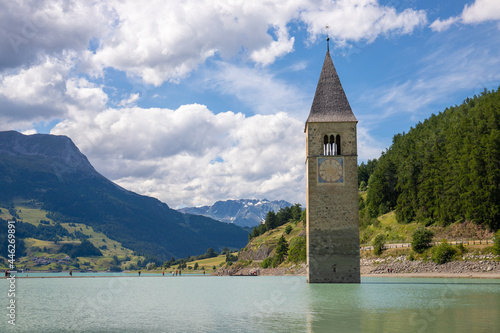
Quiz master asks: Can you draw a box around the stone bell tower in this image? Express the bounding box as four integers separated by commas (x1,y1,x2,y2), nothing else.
305,48,360,283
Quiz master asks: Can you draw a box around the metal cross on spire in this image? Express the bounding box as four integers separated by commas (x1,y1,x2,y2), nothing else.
325,25,330,52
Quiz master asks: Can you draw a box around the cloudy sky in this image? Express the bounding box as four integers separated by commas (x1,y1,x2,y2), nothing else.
1,0,499,208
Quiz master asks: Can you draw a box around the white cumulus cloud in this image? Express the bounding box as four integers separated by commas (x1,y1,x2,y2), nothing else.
431,0,500,32
0,55,107,129
89,0,304,85
300,0,427,44
0,0,111,70
462,0,500,24
250,27,296,66
51,105,306,207
429,16,460,32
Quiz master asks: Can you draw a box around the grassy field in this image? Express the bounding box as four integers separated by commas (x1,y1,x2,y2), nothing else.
360,211,420,245
13,201,52,226
61,222,133,258
188,255,227,268
24,238,80,251
168,255,228,273
0,207,14,220
245,221,305,254
360,210,495,246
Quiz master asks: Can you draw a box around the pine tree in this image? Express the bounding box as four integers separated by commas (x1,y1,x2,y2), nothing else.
275,234,289,265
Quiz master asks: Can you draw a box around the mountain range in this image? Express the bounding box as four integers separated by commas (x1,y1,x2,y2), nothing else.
179,199,292,228
0,131,248,260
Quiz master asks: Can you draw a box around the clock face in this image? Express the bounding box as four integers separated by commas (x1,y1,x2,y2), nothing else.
318,158,343,183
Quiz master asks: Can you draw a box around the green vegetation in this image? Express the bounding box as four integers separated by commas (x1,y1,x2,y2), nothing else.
359,88,500,230
256,226,303,268
249,204,302,240
288,236,306,264
274,235,289,265
360,211,420,245
261,257,273,269
358,159,378,189
162,247,238,274
372,234,386,256
0,196,246,271
167,247,219,266
240,204,305,269
411,228,434,254
169,255,227,273
431,241,458,264
58,240,102,258
494,230,500,255
225,252,238,262
0,202,144,272
356,90,499,265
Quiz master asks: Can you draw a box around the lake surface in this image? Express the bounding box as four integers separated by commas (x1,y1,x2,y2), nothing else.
1,275,499,332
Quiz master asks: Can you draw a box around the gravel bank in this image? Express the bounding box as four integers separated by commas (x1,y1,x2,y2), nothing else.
214,254,500,278
361,254,500,277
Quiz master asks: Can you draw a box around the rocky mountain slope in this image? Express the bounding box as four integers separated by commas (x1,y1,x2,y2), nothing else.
0,131,248,260
179,198,291,228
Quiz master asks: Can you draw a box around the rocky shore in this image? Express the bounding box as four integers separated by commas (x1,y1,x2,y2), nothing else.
214,254,500,278
361,254,500,276
213,263,307,276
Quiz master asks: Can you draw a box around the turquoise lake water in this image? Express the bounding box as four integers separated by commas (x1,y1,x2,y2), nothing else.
1,275,499,332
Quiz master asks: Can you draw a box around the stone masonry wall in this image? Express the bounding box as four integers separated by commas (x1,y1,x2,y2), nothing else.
306,121,360,283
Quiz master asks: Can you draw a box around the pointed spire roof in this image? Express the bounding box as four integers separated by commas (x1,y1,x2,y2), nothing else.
306,50,357,126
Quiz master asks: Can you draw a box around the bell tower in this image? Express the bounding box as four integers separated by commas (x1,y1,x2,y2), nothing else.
305,48,360,283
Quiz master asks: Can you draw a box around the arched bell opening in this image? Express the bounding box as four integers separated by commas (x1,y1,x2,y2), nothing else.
322,134,341,156
336,134,341,155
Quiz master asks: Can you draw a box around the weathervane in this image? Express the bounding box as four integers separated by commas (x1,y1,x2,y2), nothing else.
325,24,330,52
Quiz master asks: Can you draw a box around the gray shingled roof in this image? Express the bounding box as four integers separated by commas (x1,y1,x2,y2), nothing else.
306,50,357,125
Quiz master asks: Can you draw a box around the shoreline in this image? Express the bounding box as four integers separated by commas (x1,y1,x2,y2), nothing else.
3,270,500,279
3,272,500,279
5,257,500,280
361,272,500,279
215,257,500,279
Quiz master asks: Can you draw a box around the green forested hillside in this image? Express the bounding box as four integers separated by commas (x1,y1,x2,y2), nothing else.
360,87,500,230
